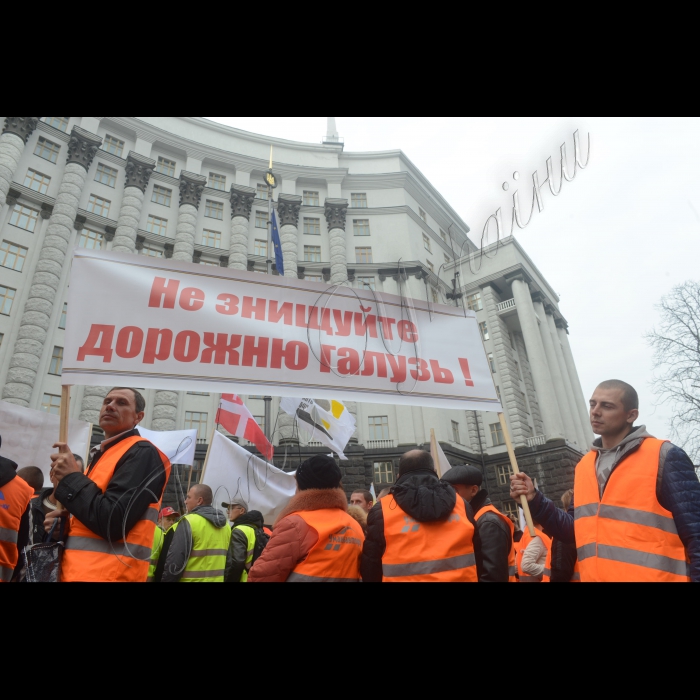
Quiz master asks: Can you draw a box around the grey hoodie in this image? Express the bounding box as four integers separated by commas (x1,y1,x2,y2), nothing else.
161,506,231,583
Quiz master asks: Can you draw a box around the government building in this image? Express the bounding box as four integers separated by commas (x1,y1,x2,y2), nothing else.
0,117,591,517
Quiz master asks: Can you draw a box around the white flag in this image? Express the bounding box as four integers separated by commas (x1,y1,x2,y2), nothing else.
202,431,296,525
280,397,356,460
138,427,198,467
430,429,452,478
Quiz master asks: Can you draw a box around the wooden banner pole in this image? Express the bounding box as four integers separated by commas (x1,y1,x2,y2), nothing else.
59,385,72,444
199,428,217,485
499,413,536,537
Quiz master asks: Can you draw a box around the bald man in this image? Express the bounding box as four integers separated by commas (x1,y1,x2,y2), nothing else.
161,485,232,583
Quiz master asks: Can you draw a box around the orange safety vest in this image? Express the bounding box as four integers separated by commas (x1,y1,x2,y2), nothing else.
286,509,364,583
517,528,552,583
574,438,690,583
61,436,171,583
542,542,581,583
381,496,477,583
475,504,517,583
0,475,34,583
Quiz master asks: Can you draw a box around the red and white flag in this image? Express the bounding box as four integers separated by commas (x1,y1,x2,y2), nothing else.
216,395,274,461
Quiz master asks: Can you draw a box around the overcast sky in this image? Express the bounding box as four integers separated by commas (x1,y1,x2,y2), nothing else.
208,117,700,441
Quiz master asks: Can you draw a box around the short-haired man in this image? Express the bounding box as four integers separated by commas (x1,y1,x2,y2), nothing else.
17,467,44,495
45,388,171,583
224,498,267,583
512,380,700,583
161,485,231,583
362,450,479,583
350,490,374,515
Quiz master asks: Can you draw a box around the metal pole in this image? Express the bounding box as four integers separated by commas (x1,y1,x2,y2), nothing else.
264,179,273,444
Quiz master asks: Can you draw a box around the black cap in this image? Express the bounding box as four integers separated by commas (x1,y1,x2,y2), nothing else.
296,455,342,491
442,465,483,488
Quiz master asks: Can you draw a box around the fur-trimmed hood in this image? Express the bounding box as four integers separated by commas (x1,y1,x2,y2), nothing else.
275,488,348,526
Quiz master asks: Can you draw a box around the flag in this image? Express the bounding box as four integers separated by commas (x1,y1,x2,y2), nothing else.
430,429,452,478
271,208,284,276
280,397,356,460
216,394,274,461
138,426,198,466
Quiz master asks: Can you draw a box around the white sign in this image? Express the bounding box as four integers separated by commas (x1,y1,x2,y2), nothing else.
63,249,502,413
202,431,296,526
138,427,197,467
0,401,92,487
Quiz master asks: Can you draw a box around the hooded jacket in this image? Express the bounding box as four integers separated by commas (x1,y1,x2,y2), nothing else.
1,453,32,581
528,426,700,582
361,470,479,583
227,510,265,583
161,506,231,583
471,490,513,583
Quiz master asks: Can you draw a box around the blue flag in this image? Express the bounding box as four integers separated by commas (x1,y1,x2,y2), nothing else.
271,208,284,276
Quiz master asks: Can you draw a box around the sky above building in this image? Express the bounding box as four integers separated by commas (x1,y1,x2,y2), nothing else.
207,117,700,442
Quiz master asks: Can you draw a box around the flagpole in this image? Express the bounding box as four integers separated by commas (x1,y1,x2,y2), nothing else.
263,145,277,448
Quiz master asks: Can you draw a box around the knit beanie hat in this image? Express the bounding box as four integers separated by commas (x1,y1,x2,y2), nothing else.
296,455,343,491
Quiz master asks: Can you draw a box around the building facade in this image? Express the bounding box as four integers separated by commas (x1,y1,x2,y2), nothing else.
0,116,591,515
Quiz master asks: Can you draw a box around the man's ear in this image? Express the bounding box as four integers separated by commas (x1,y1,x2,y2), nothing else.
628,409,640,425
135,412,145,426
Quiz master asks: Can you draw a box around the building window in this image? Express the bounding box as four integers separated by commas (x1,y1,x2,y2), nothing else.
480,322,490,341
354,219,370,237
0,333,3,349
374,462,395,485
257,184,269,200
0,285,16,316
205,200,224,220
77,229,103,250
423,233,432,253
488,353,497,374
34,137,60,164
368,416,390,441
356,247,373,264
255,211,268,229
496,463,514,486
440,229,448,244
254,239,268,257
152,185,172,207
357,276,376,291
95,163,118,188
10,204,40,233
304,218,321,235
303,191,320,206
209,173,226,191
502,501,519,524
146,215,168,236
419,207,428,223
87,194,111,217
157,157,176,177
45,117,69,132
452,421,461,444
0,240,28,272
432,288,439,304
199,260,220,267
141,245,163,258
185,411,209,440
41,393,62,415
467,292,483,312
497,386,503,403
427,260,434,274
304,246,322,263
444,254,451,265
202,229,222,248
352,193,368,208
187,392,211,396
49,346,64,376
24,168,51,194
491,423,506,447
59,303,67,329
103,135,125,157
305,274,324,283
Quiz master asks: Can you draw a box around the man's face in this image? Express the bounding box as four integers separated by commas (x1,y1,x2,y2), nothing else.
228,505,246,522
163,516,177,530
185,489,202,514
590,387,638,437
99,390,144,438
350,493,373,514
453,484,480,503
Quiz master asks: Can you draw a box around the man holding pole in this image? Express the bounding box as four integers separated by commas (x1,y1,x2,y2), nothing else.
45,388,171,583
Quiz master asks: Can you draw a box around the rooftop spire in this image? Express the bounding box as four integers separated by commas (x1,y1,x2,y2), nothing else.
323,117,342,145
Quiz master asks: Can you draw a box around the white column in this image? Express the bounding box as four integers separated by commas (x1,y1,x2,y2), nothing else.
173,171,206,263
557,322,594,446
325,199,349,285
0,118,40,211
112,152,156,253
2,127,102,406
228,185,255,271
546,313,589,449
278,194,302,279
533,299,578,446
510,279,564,440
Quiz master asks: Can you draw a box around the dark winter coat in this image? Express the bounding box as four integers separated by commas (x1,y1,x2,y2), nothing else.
549,538,578,583
227,511,265,583
471,491,513,583
28,487,56,546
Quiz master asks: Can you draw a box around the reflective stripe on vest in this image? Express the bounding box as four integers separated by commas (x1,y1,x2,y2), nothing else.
573,439,690,583
476,504,517,583
61,436,171,583
147,526,165,583
381,496,477,583
286,509,364,583
0,475,34,584
177,513,232,583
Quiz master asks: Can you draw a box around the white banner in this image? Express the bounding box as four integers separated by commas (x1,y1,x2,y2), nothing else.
138,427,197,467
63,249,501,412
202,431,296,526
0,401,92,487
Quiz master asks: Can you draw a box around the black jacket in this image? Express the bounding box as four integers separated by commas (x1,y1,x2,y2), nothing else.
549,538,578,583
0,454,30,579
227,511,265,583
55,429,168,543
361,470,479,583
472,491,513,583
28,487,56,546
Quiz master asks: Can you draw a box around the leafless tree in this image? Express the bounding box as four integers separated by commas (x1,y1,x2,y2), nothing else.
648,281,700,465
